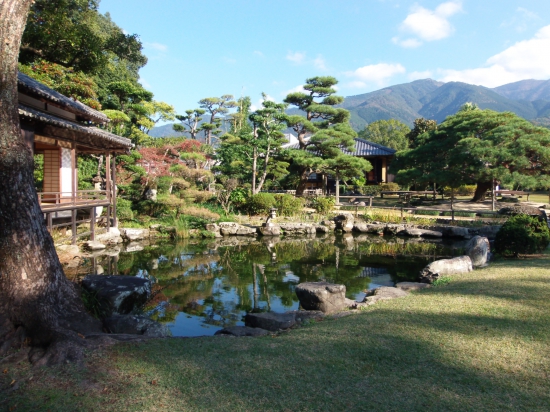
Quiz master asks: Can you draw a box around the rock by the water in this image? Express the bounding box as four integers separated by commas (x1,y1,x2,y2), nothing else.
258,224,281,236
353,224,385,234
205,223,222,238
125,242,145,253
278,223,316,235
85,240,106,251
81,275,151,316
384,224,406,235
244,312,296,331
121,228,150,242
315,225,331,234
334,213,354,232
288,310,325,323
498,205,548,221
420,256,472,283
214,326,270,337
321,220,336,229
399,228,442,238
295,282,348,314
363,286,408,304
466,236,490,267
103,314,170,337
95,227,123,244
395,282,431,291
219,222,257,236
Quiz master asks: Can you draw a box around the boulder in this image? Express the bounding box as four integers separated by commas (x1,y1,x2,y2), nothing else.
353,224,385,235
57,244,81,258
395,282,431,291
278,223,316,235
334,213,354,232
287,310,325,323
320,220,336,229
384,224,406,235
466,236,490,267
499,204,548,221
315,225,331,234
205,223,222,238
95,227,123,244
143,188,157,201
81,275,151,316
214,326,270,337
244,312,296,331
398,228,442,238
363,286,408,304
121,228,150,242
420,256,473,283
103,314,170,337
258,224,281,236
218,222,257,236
295,282,348,314
85,240,106,251
125,242,145,253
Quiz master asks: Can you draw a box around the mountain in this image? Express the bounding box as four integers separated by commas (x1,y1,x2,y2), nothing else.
148,123,186,138
151,78,550,137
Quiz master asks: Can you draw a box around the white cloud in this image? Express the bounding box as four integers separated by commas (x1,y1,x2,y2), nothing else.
254,50,264,57
438,24,550,87
500,7,541,33
409,70,433,80
222,56,237,64
344,63,406,87
286,51,306,64
313,55,327,71
394,1,462,47
281,85,306,96
145,42,168,52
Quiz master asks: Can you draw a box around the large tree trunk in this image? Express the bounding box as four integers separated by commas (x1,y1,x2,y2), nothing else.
471,181,492,202
0,0,101,365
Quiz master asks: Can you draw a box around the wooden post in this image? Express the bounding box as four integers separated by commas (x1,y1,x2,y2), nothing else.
47,212,52,232
71,141,77,204
111,154,117,228
401,207,403,221
335,173,340,205
71,209,77,244
90,207,96,241
491,179,496,212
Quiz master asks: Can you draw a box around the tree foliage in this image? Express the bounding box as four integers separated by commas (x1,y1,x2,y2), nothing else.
391,107,550,200
358,119,410,150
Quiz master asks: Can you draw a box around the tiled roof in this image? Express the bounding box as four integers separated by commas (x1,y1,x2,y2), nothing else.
19,104,133,150
17,72,108,124
283,137,396,157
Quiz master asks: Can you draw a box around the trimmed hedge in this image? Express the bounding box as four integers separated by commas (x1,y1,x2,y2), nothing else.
494,214,550,256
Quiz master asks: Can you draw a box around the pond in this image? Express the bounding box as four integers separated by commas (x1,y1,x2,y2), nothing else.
89,234,467,337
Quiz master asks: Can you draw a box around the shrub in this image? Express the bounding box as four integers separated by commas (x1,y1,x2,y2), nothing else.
247,193,276,215
361,185,381,196
494,214,550,257
156,176,173,194
181,189,213,204
311,196,335,214
379,182,400,192
274,194,305,216
116,198,134,221
443,185,476,198
179,206,220,221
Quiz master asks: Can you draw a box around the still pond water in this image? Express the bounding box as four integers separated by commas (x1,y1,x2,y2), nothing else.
93,234,466,337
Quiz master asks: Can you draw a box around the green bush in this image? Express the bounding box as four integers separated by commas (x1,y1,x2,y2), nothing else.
361,185,381,196
247,193,276,215
116,198,134,221
311,196,335,214
274,194,305,216
494,214,550,257
443,185,477,198
379,182,400,192
415,210,440,216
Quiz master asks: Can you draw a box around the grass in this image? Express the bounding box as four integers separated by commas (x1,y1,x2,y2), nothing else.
2,256,550,411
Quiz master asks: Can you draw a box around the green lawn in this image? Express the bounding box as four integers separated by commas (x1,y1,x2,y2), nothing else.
2,256,550,411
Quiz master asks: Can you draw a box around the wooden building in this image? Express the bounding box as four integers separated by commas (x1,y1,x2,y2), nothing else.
17,72,133,243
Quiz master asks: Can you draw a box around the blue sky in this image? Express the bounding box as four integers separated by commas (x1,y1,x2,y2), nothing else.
99,0,550,115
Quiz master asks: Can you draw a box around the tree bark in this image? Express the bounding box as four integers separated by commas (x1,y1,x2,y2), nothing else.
471,181,492,202
295,167,311,196
0,0,101,365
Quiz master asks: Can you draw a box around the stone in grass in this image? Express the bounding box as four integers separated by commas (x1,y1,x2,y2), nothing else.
244,312,296,332
465,236,490,267
295,282,348,314
395,282,431,291
214,326,270,337
363,286,409,305
420,256,472,284
103,314,170,337
81,275,151,316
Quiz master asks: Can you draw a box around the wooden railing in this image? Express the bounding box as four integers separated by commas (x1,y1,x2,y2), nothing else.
39,190,110,211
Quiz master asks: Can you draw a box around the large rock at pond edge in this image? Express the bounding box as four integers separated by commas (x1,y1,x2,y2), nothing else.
466,236,490,267
395,282,431,291
295,282,348,314
384,224,406,235
334,213,354,232
498,204,547,219
363,287,408,305
81,275,151,316
121,228,150,242
420,256,472,283
398,228,442,238
473,225,501,240
95,227,123,244
103,314,170,337
244,312,296,331
258,224,281,236
278,223,316,235
214,326,270,337
218,222,257,236
353,223,385,234
205,223,222,238
84,240,106,251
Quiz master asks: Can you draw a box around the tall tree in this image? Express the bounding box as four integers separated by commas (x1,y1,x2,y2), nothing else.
199,95,237,146
391,107,550,201
1,0,102,365
358,119,410,151
283,76,371,195
173,109,206,140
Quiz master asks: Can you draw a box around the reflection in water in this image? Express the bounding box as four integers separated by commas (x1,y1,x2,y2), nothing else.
88,235,463,337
